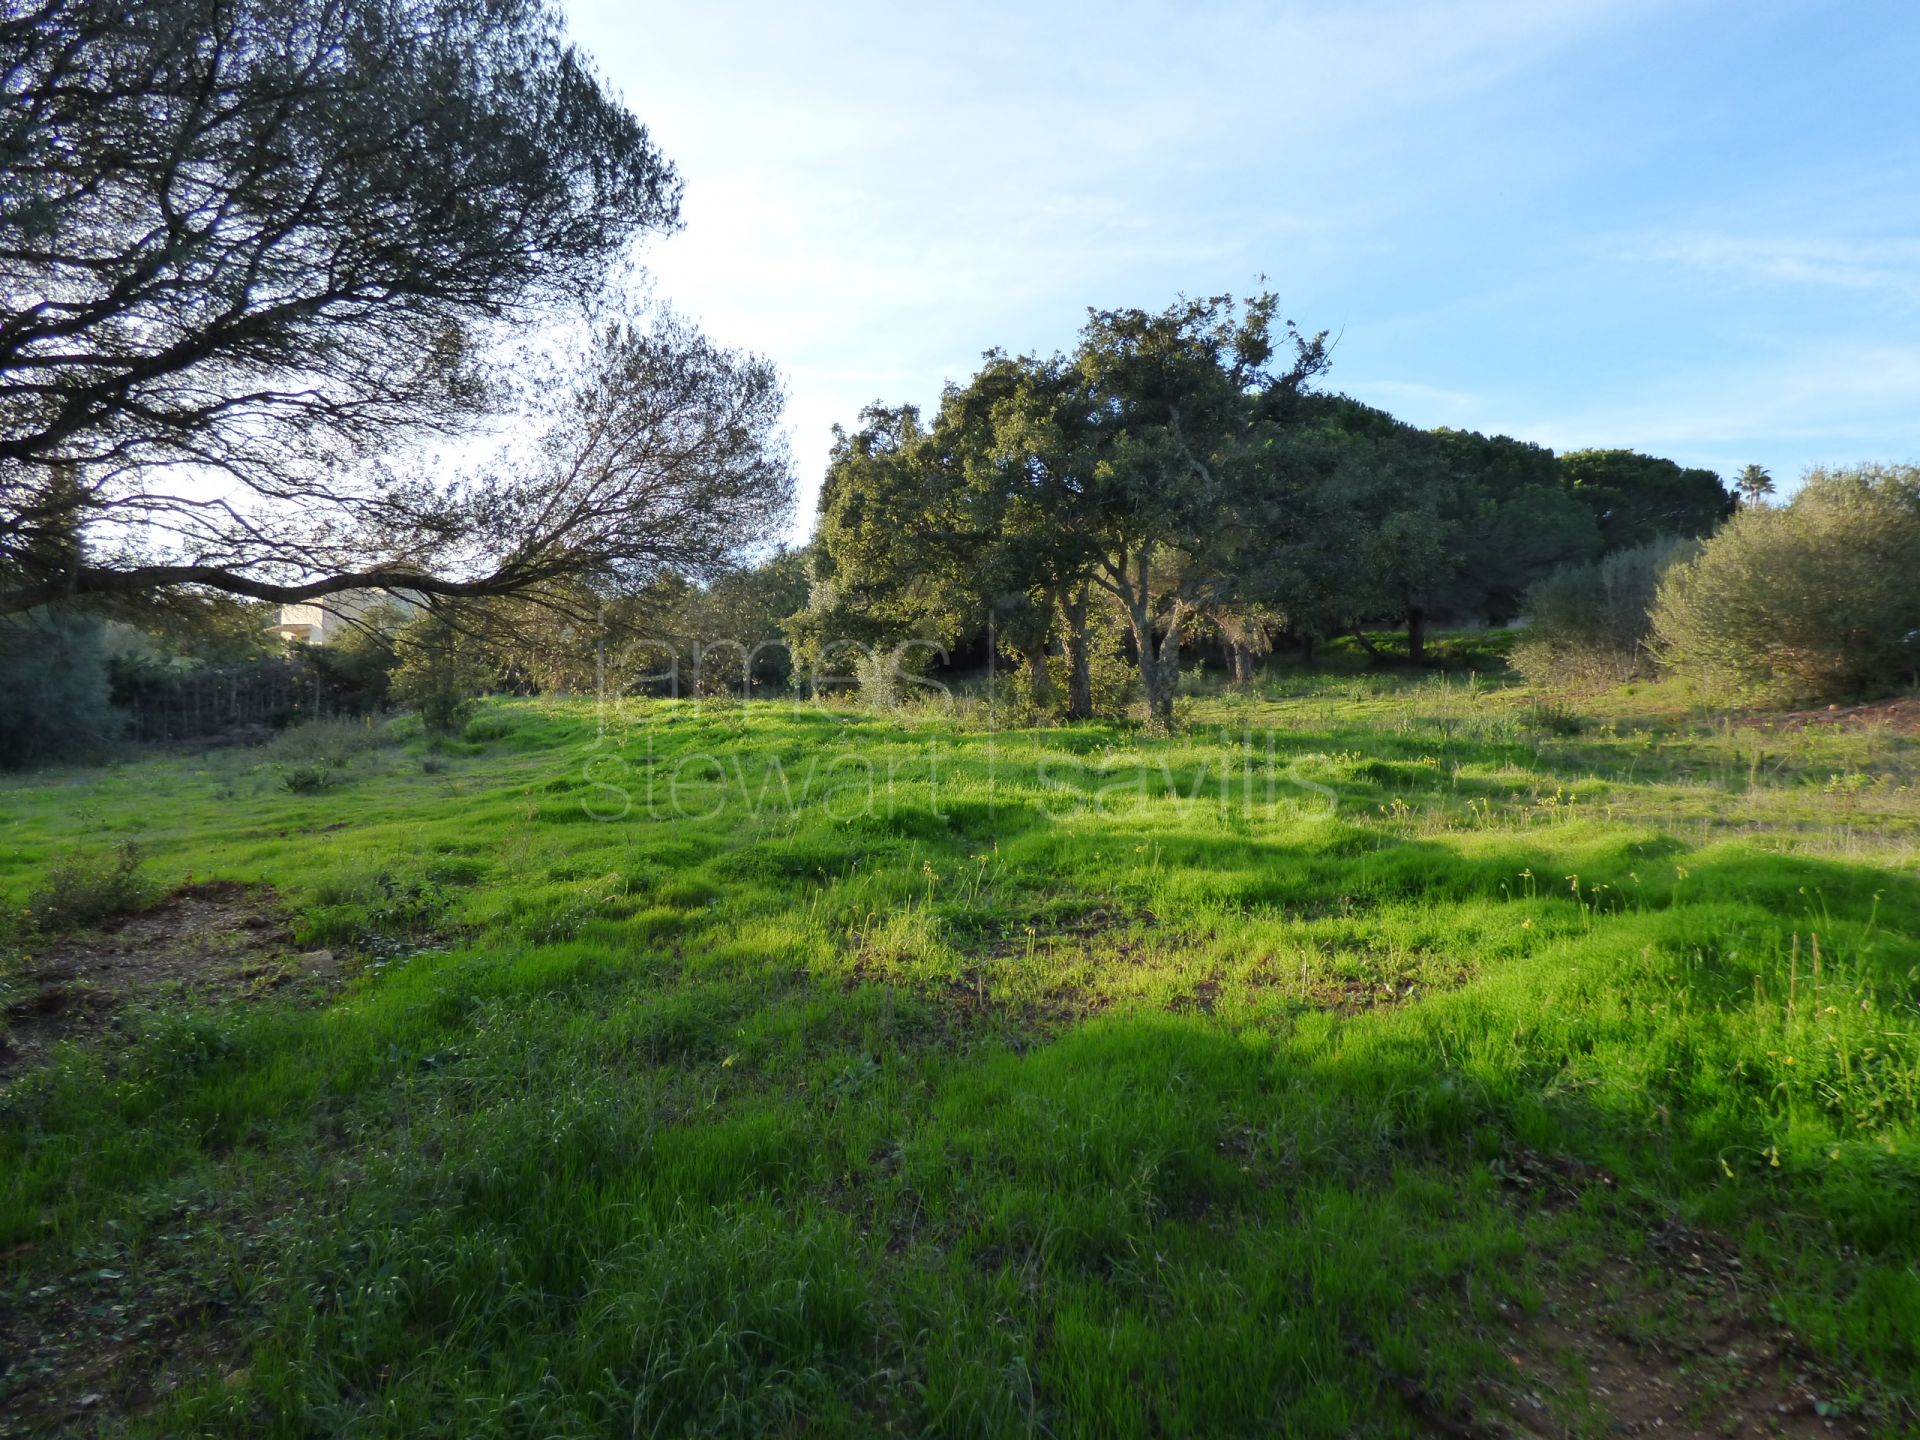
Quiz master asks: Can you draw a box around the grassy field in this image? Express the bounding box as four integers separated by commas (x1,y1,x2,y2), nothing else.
2,670,1918,1436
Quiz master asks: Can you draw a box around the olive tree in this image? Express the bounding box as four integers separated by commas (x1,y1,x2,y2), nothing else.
1650,465,1920,702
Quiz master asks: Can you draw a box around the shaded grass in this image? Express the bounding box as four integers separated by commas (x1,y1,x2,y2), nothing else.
0,682,1916,1435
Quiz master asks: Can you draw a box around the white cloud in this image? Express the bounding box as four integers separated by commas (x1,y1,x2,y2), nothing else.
1613,232,1920,303
565,0,1672,535
1515,341,1920,484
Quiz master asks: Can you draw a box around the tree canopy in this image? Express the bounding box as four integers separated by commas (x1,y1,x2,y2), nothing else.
803,294,1740,721
1,0,789,618
1559,449,1735,550
1735,464,1776,507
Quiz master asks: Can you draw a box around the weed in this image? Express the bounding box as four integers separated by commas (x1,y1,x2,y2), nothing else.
1522,699,1587,736
264,716,391,766
24,842,153,933
278,760,340,793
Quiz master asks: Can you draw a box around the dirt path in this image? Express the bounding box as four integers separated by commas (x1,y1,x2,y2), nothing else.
1,883,336,1080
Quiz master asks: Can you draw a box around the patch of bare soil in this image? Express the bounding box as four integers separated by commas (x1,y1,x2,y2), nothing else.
0,883,344,1434
0,1253,251,1437
1743,697,1920,735
0,1168,337,1436
1478,1217,1874,1439
0,882,335,1081
842,907,1158,1030
1307,956,1476,1015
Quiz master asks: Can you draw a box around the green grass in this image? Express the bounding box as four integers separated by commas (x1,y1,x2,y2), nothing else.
1,674,1917,1435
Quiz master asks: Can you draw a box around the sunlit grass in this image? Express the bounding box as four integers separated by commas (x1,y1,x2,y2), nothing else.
1,676,1916,1435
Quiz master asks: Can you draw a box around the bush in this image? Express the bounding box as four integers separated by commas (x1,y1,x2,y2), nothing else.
1520,699,1586,736
849,642,948,714
264,716,390,766
1514,537,1695,689
263,716,391,791
300,616,401,712
1050,601,1138,720
279,761,340,793
1650,465,1920,703
850,647,906,712
391,614,491,733
998,601,1138,725
0,609,122,767
26,843,153,933
462,712,517,743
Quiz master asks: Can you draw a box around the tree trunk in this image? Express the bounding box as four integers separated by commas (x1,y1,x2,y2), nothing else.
1103,541,1180,730
1142,612,1186,731
1021,638,1054,712
1230,641,1254,686
1118,595,1175,730
1407,606,1427,666
1062,583,1092,721
1348,628,1384,661
1299,633,1316,666
1140,650,1176,730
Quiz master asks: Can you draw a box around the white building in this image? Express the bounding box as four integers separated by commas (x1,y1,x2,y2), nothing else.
265,589,420,646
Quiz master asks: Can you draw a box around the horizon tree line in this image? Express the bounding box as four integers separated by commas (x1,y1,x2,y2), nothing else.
795,292,1737,727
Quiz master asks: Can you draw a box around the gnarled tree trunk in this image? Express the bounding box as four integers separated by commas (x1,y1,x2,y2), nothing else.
1097,539,1190,730
1062,582,1093,721
1128,608,1186,731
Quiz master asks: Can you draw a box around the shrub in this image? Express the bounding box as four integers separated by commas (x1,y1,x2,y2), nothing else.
1650,465,1920,703
997,602,1138,726
851,643,948,714
0,609,122,767
1049,601,1138,720
26,843,153,933
462,712,517,743
279,761,340,793
1514,537,1695,689
1520,699,1586,736
391,613,491,733
264,716,390,766
851,647,905,712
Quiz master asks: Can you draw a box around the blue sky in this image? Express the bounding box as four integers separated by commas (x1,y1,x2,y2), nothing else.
563,0,1920,537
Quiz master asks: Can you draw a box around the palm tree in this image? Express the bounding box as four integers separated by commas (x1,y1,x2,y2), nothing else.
1736,464,1776,508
